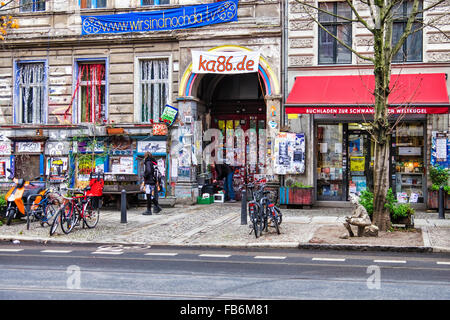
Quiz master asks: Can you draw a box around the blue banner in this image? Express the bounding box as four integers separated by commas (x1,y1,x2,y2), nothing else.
81,0,239,35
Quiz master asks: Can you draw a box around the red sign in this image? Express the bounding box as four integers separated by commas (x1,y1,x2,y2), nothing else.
285,106,449,114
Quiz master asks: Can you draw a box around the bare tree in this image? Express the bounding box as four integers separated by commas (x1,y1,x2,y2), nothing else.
294,0,448,230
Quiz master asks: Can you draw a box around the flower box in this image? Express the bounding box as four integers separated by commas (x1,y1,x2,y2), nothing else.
107,127,125,135
279,187,314,206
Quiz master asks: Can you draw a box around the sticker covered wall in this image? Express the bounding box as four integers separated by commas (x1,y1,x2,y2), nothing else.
274,132,305,174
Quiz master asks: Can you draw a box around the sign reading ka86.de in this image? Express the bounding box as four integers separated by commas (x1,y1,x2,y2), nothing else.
192,51,260,74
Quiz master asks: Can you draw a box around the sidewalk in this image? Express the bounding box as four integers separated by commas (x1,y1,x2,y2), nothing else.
1,203,450,253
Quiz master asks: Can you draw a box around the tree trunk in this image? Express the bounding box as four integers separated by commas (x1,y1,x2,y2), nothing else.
372,136,391,231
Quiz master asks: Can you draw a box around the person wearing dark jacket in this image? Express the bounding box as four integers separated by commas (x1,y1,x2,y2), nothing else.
143,152,162,215
212,162,236,202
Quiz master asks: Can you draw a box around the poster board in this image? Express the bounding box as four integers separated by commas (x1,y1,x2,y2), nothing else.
431,131,449,169
273,132,305,174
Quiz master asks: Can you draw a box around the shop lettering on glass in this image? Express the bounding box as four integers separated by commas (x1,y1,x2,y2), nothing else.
192,51,260,74
17,142,41,153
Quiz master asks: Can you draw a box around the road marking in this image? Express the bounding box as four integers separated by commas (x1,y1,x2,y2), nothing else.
145,252,178,256
91,251,123,255
198,254,231,258
254,256,286,260
40,250,72,254
374,259,406,264
312,257,346,262
0,249,23,252
436,261,450,265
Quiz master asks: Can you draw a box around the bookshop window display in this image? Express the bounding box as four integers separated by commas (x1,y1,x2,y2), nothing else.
316,124,344,200
393,122,425,203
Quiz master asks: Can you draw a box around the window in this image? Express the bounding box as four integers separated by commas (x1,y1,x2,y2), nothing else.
76,62,106,123
139,59,169,122
392,1,423,62
80,0,107,9
318,2,352,64
20,0,45,12
142,0,170,5
16,62,45,124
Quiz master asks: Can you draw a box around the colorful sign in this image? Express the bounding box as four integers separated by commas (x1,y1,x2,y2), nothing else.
81,0,238,35
160,104,178,126
191,50,260,74
273,132,305,174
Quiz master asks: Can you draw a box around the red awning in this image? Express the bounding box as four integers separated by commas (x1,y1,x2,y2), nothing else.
286,73,449,114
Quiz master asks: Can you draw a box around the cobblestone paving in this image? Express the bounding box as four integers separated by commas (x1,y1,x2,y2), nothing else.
0,203,449,251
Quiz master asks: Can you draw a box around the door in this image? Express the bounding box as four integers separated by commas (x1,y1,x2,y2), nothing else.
347,130,372,198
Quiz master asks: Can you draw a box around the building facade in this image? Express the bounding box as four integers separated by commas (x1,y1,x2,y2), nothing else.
0,0,283,203
284,0,450,206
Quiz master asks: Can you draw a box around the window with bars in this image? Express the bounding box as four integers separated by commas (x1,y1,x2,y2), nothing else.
17,62,45,124
80,0,107,9
139,59,169,122
392,0,423,62
20,0,45,12
77,63,106,123
318,2,352,65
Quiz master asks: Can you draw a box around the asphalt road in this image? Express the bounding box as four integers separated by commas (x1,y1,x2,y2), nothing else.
0,242,449,304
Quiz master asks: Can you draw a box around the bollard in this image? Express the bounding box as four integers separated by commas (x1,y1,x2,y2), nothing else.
241,188,247,225
438,186,445,219
121,189,127,223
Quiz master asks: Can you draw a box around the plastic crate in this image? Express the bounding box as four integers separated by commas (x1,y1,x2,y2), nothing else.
197,196,214,204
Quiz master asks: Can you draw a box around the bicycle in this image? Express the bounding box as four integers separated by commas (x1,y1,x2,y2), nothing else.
258,185,282,235
27,189,61,230
56,187,100,235
246,179,267,238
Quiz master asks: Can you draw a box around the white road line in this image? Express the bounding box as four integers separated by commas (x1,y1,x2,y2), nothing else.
145,252,179,256
373,259,407,264
0,249,23,252
91,251,124,255
312,257,346,262
436,261,450,265
40,250,72,254
254,256,286,260
198,254,231,258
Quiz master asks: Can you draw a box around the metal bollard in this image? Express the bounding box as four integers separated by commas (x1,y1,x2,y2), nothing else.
121,189,127,223
438,186,445,219
241,188,247,225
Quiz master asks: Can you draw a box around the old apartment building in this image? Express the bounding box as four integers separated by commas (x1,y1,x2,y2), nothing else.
0,0,283,203
0,0,448,206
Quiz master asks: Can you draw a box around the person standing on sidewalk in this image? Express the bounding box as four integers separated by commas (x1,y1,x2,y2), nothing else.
143,152,162,215
212,161,236,202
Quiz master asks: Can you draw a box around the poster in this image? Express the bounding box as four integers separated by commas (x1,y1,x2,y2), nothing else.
160,104,178,126
273,132,305,174
431,131,449,169
350,156,365,172
137,140,167,154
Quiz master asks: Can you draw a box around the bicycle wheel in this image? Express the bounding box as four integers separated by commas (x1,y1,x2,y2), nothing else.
43,202,59,226
83,198,100,228
60,202,78,234
248,202,261,238
269,207,280,235
50,210,60,236
274,206,282,225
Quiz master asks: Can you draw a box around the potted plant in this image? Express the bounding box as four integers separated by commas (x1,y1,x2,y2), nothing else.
385,188,415,228
106,120,125,135
427,165,449,210
279,180,314,207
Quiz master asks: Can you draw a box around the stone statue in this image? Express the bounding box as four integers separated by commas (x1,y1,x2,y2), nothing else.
341,194,379,238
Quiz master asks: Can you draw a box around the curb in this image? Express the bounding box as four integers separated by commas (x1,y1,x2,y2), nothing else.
1,235,444,253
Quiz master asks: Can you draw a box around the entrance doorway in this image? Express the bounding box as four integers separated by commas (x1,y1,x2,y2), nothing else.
198,73,266,195
347,129,373,198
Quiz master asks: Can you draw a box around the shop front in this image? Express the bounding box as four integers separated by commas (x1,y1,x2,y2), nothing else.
286,73,449,203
